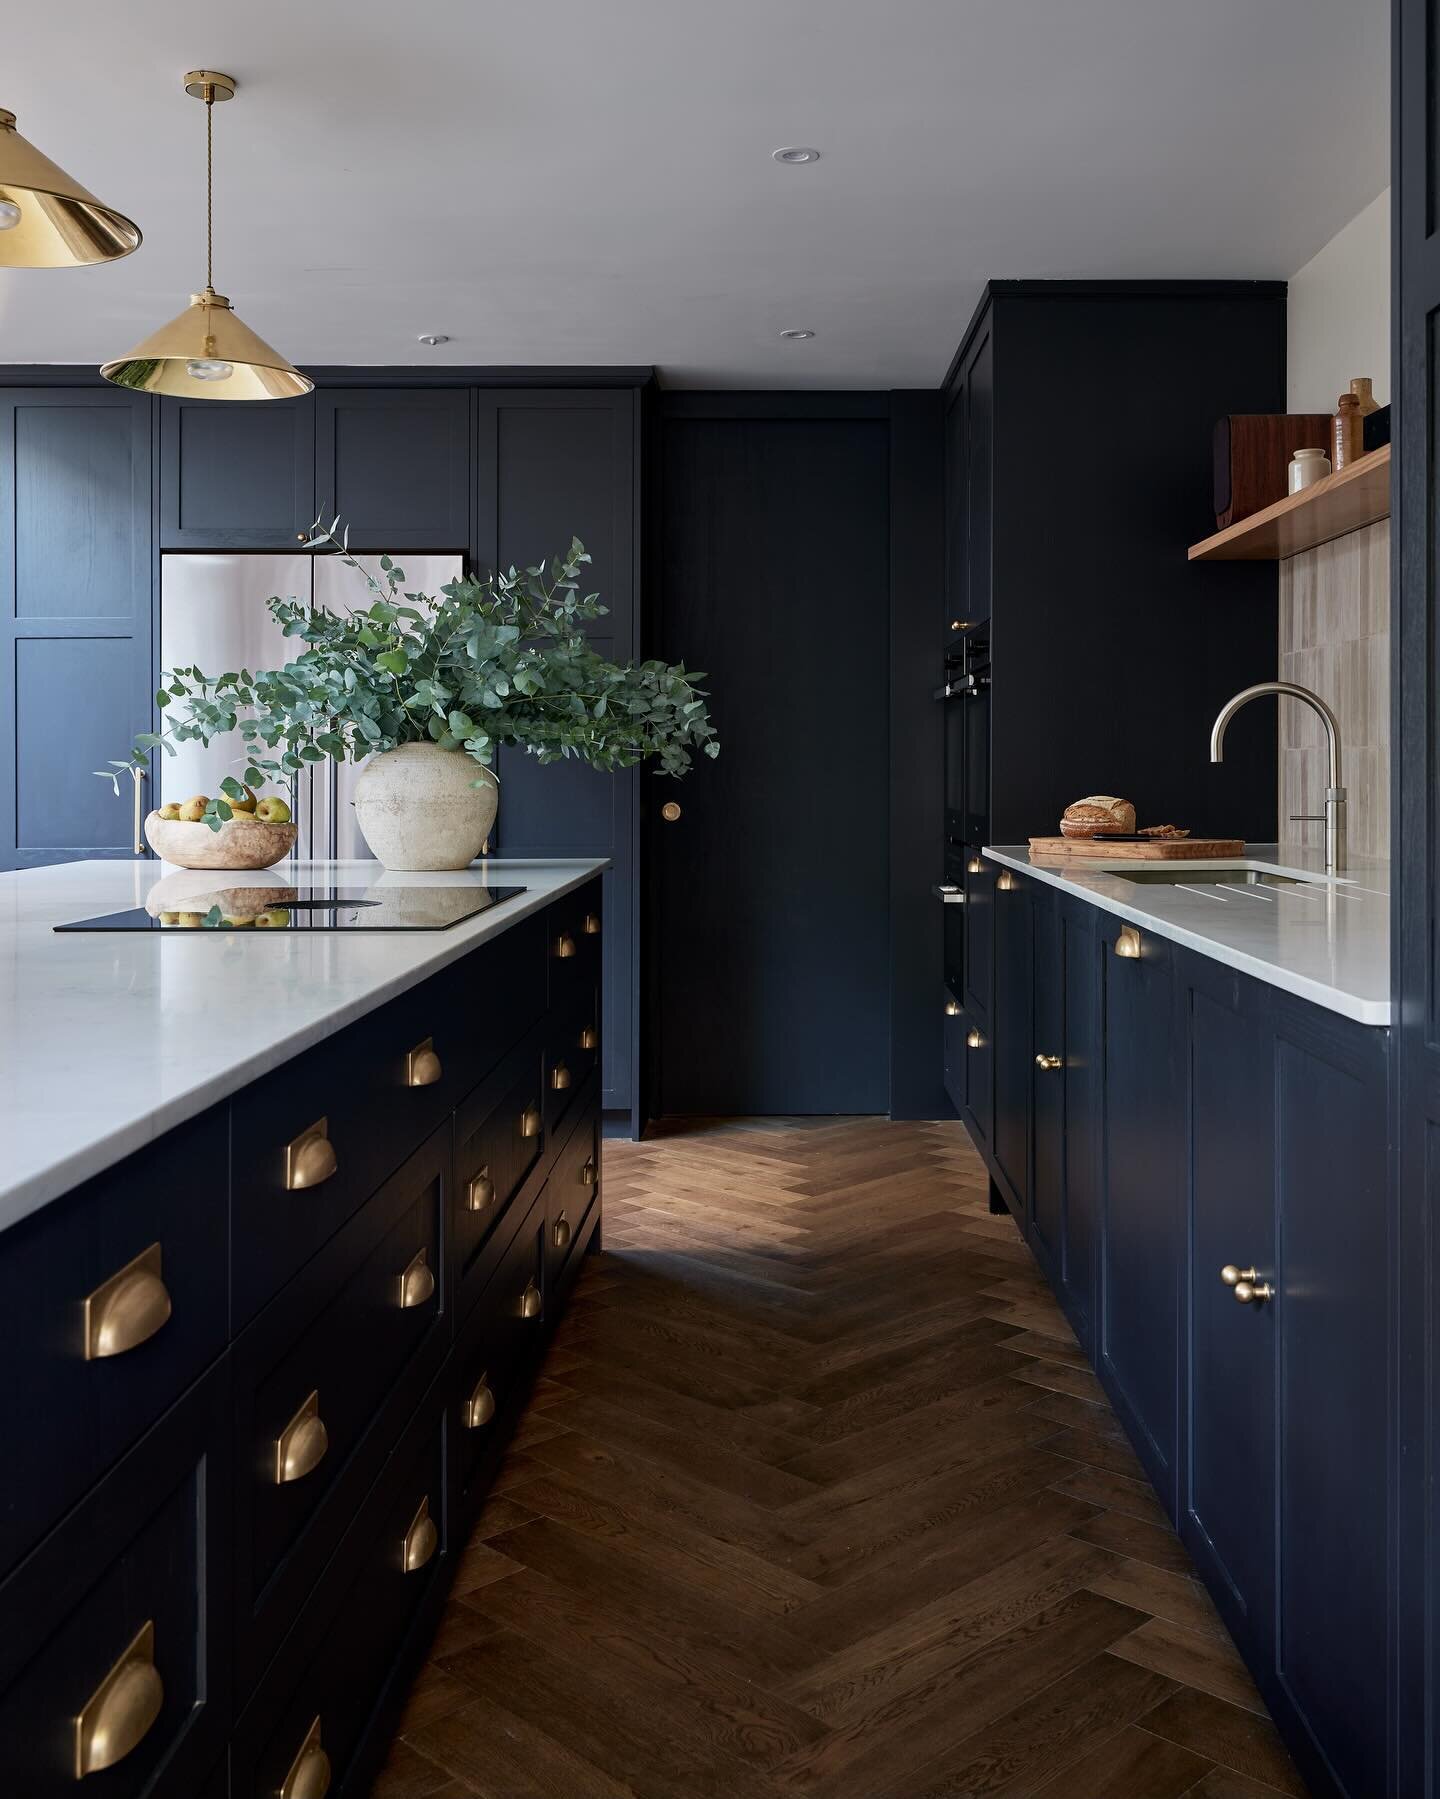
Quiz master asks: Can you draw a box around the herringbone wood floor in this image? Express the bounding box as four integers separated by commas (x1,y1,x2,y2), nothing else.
375,1118,1308,1799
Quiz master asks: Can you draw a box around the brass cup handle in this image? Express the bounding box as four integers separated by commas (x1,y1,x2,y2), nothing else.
581,1158,598,1187
579,1025,599,1051
463,1373,496,1429
554,933,577,959
1034,1054,1064,1071
945,998,961,1017
280,1718,331,1799
966,1028,985,1050
552,1212,572,1251
406,1037,443,1088
74,1620,164,1778
402,1496,438,1573
285,1118,338,1191
398,1247,435,1310
1114,926,1143,960
521,1103,542,1141
583,912,601,935
519,1280,542,1321
467,1166,495,1212
84,1243,172,1360
275,1391,329,1485
551,1062,572,1092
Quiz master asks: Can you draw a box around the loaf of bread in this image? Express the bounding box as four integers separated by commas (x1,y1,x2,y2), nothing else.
1059,795,1137,838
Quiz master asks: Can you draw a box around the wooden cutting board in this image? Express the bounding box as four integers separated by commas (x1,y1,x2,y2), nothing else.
1028,835,1245,861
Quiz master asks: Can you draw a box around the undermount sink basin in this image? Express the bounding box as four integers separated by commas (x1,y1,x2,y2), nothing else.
1110,863,1323,890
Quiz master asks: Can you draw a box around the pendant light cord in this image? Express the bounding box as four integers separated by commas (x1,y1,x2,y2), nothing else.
205,93,214,292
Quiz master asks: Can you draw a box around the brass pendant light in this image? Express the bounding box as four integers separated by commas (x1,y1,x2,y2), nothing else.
101,72,312,400
0,108,141,266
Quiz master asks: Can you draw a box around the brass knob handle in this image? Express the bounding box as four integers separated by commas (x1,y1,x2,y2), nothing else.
949,619,974,632
661,800,682,822
552,1212,572,1250
280,1718,331,1799
397,1247,435,1311
275,1390,328,1485
1233,1279,1275,1305
519,1280,542,1321
579,1024,599,1050
73,1620,164,1778
551,1062,572,1092
285,1118,337,1191
966,1028,984,1050
406,1037,442,1087
467,1166,495,1212
584,912,601,936
463,1373,496,1429
554,933,576,959
581,1158,598,1187
1035,1054,1063,1071
1220,1264,1255,1287
84,1243,172,1360
1114,926,1143,960
402,1495,438,1573
521,1103,542,1140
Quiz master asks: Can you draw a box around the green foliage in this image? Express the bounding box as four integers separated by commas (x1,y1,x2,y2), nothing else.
97,521,719,828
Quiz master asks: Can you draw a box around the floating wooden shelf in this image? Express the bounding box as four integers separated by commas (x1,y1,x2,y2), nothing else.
1188,443,1390,562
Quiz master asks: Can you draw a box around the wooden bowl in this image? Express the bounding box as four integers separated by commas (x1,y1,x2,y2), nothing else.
143,810,298,870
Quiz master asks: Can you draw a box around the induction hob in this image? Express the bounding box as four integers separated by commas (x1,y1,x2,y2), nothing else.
55,884,527,933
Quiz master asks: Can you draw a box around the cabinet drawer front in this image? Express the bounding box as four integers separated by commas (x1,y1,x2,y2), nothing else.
547,1101,600,1288
0,1112,227,1577
235,1125,447,1685
231,920,544,1326
234,1381,448,1799
546,883,603,1007
453,1192,547,1518
453,1033,545,1319
0,1367,230,1798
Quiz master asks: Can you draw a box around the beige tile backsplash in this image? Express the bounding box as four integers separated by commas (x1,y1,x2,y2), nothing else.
1278,519,1390,861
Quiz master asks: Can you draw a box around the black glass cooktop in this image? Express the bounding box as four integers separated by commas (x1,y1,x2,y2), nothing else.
55,885,527,934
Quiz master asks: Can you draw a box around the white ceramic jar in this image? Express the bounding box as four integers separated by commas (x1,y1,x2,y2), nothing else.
1289,447,1332,494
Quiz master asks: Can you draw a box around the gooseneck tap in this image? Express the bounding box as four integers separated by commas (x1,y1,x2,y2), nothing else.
1209,680,1346,872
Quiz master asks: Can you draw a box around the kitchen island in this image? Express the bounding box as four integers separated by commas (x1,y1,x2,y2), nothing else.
944,840,1389,1799
0,856,607,1798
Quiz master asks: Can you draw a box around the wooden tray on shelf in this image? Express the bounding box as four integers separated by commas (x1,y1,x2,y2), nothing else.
1028,835,1245,861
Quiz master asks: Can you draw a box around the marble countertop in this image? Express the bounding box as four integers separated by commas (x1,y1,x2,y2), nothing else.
0,857,609,1232
984,843,1390,1028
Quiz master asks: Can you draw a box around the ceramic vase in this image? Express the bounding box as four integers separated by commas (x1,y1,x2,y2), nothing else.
352,743,498,871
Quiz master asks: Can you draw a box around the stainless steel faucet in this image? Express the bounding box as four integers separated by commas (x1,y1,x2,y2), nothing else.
1209,680,1346,872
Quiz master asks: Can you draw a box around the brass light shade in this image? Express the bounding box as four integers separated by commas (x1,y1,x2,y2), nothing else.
0,108,141,267
100,72,311,402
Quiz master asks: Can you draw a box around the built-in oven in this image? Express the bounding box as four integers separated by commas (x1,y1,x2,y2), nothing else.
942,624,989,844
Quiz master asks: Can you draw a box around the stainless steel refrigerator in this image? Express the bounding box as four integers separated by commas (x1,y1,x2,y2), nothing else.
159,551,464,861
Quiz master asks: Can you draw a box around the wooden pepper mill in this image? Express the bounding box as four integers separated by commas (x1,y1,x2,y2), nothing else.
1333,391,1361,471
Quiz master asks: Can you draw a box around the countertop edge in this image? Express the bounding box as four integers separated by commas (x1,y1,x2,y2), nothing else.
0,858,609,1232
982,846,1392,1028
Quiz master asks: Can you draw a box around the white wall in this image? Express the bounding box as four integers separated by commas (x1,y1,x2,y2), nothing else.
1288,189,1390,414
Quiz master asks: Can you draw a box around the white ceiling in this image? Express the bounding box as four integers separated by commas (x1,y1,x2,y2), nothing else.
2,0,1388,387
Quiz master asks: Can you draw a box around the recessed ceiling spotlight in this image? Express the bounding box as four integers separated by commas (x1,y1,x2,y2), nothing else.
772,146,820,165
417,333,450,346
780,328,815,340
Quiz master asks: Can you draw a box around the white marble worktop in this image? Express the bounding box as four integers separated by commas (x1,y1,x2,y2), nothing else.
984,843,1390,1028
0,857,609,1232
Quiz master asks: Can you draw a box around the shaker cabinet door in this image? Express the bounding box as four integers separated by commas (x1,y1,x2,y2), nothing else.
160,393,316,548
314,389,470,550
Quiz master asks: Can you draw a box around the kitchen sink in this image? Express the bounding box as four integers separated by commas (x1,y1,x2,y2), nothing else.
1109,864,1324,890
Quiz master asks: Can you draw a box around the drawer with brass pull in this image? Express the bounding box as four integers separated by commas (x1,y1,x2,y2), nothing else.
233,1123,447,1692
453,1031,547,1323
0,1110,227,1580
0,1364,230,1797
545,993,598,1138
545,883,603,1007
232,1375,447,1799
546,1104,601,1289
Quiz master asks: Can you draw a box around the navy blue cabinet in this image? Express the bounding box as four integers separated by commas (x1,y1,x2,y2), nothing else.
991,870,1032,1218
316,389,470,550
1030,889,1064,1277
0,388,155,868
161,393,316,549
1099,920,1183,1513
1057,898,1100,1346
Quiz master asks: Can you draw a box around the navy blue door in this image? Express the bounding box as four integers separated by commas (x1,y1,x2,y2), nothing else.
316,390,470,551
160,393,315,549
0,389,154,868
1030,887,1063,1276
1058,899,1100,1345
991,872,1033,1218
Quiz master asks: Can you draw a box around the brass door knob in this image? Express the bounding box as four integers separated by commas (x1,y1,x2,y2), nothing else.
397,1247,435,1311
285,1118,338,1191
406,1037,443,1088
579,1025,599,1051
551,1062,572,1092
84,1243,172,1360
583,912,601,935
966,1029,984,1050
554,933,577,959
467,1166,495,1212
1220,1264,1255,1287
520,1103,542,1140
552,1212,572,1250
73,1620,164,1778
280,1718,331,1799
1035,1054,1063,1071
402,1495,438,1573
1232,1279,1275,1305
275,1390,329,1485
661,801,682,822
519,1280,542,1320
950,619,974,632
581,1158,598,1187
463,1374,496,1429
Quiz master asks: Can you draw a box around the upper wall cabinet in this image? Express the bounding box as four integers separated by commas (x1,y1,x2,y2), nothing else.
160,395,316,550
316,390,471,550
0,389,154,868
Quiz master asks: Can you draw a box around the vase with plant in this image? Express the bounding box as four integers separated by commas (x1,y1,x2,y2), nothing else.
98,520,719,870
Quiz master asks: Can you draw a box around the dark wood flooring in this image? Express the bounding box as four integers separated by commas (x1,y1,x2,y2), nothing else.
374,1117,1308,1798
